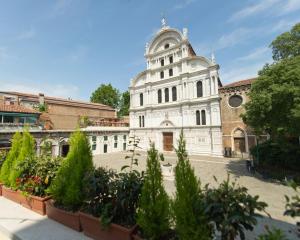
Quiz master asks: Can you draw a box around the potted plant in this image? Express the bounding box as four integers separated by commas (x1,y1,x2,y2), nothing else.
79,135,144,240
172,131,213,240
47,130,93,231
134,143,172,240
203,175,268,240
0,149,7,196
0,132,22,200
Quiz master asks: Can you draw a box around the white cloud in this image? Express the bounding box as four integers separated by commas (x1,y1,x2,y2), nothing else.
52,0,73,15
236,47,270,61
17,26,36,40
173,0,197,10
217,28,252,50
229,0,300,22
0,81,80,99
68,45,89,62
271,17,300,33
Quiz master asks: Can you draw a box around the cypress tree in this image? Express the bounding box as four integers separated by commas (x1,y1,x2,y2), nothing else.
0,132,22,186
172,130,212,240
137,143,170,239
9,129,35,188
48,130,93,210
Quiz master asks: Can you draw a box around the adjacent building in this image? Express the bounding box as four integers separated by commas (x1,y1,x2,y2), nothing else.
219,78,267,157
0,91,117,130
129,20,223,156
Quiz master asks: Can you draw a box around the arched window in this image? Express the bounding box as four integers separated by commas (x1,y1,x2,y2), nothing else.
172,86,177,101
201,110,206,125
197,81,203,98
158,89,162,103
142,116,145,127
139,116,141,127
164,43,169,49
169,56,173,64
139,93,143,106
165,88,169,102
160,71,164,79
160,59,164,66
169,68,173,77
196,110,200,125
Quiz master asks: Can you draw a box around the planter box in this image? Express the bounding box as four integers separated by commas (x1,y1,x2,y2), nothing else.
21,195,51,215
0,183,3,196
2,186,24,204
161,163,174,180
46,200,81,231
79,212,136,240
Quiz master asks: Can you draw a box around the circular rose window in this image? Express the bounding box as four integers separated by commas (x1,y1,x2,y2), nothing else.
228,95,243,108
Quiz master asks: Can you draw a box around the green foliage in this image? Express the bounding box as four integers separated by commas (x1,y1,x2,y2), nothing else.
118,90,130,117
0,132,22,186
242,22,300,138
90,83,120,109
203,175,268,240
271,23,300,61
250,140,300,173
172,130,212,240
256,226,288,240
9,130,35,188
137,143,170,239
82,167,116,218
48,130,93,210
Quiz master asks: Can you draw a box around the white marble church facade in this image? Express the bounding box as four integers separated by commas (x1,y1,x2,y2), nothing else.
129,20,223,156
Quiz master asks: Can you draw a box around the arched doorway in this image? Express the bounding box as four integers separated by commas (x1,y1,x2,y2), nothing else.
232,128,247,155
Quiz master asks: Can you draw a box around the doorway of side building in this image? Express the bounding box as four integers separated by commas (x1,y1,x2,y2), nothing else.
163,132,173,151
232,128,247,156
61,144,70,157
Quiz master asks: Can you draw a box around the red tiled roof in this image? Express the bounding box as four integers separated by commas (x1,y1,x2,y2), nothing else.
220,78,256,89
0,104,40,114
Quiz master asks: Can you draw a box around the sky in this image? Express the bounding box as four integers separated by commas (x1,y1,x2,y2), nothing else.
0,0,300,101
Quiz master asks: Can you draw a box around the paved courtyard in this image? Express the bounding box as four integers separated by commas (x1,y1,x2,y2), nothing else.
94,151,299,239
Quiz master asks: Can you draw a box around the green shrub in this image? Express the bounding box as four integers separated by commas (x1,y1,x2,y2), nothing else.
203,176,268,240
48,130,93,210
172,131,212,240
256,227,288,240
137,143,170,239
9,130,35,188
0,132,22,186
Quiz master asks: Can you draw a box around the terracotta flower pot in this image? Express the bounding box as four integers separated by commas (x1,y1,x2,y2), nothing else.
79,211,136,240
20,194,51,215
46,200,81,231
2,186,24,204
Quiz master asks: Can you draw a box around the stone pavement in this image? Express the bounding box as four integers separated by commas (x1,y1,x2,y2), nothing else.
0,197,90,240
94,151,299,240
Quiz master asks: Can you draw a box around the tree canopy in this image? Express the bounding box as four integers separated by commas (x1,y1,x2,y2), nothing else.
271,23,300,61
242,23,300,138
90,83,120,109
118,90,130,117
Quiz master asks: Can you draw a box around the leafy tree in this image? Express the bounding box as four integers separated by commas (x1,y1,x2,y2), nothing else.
0,132,22,186
118,90,130,117
203,176,268,240
9,129,35,188
242,23,300,138
242,55,300,137
90,83,120,109
271,23,300,61
172,130,212,240
137,143,170,239
48,130,93,210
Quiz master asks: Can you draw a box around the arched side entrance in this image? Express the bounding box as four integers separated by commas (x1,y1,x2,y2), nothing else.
159,120,175,152
232,128,249,155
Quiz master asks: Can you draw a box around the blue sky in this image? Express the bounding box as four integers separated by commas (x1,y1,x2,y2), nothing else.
0,0,300,101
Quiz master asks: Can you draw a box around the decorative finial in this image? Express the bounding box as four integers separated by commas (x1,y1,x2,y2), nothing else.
161,17,167,28
211,52,216,64
183,28,188,39
145,42,149,52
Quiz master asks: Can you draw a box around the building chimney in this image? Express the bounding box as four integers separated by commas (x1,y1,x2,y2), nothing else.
39,93,45,105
